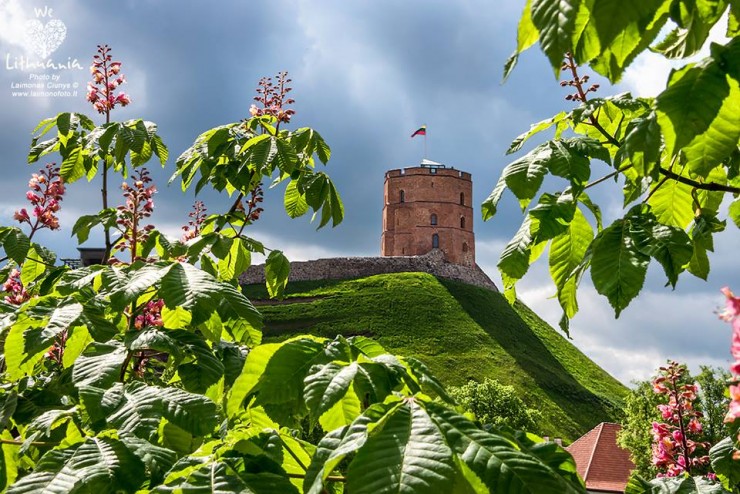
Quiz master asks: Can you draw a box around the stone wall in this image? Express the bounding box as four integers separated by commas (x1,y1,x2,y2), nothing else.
240,249,498,292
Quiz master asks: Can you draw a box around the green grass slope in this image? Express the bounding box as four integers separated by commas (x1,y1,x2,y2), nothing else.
242,272,627,440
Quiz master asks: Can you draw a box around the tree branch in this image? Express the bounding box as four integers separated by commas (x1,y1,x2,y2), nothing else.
584,164,633,191
659,167,740,194
0,438,56,446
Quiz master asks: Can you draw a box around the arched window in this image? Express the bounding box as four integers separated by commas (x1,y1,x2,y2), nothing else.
462,242,469,253
460,216,466,229
431,214,438,225
432,234,439,249
400,190,405,203
460,192,465,205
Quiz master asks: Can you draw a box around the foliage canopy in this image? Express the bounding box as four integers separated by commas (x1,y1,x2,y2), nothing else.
490,0,740,332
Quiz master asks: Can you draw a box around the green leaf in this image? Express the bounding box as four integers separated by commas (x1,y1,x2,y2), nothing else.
501,143,552,210
617,114,662,178
0,392,17,433
284,180,309,219
504,0,541,81
684,76,740,178
507,112,568,155
72,342,126,389
161,305,192,329
155,455,299,494
20,246,46,286
159,262,220,313
304,362,359,428
224,317,262,347
217,237,251,282
630,211,693,287
656,62,730,157
254,338,327,413
482,175,507,221
118,434,176,487
71,215,102,245
530,0,581,73
226,343,281,417
6,437,145,494
40,303,84,349
588,3,670,82
265,250,290,299
529,191,577,241
498,216,538,281
60,146,87,183
60,326,91,367
590,218,650,316
170,330,225,394
126,327,183,360
346,401,457,494
107,265,168,309
152,134,169,164
0,431,19,491
549,207,594,320
215,341,246,388
89,381,218,439
687,212,725,280
3,228,30,266
710,437,740,487
4,317,45,380
625,474,729,494
425,402,584,493
729,2,740,36
80,302,118,342
589,0,667,53
729,199,740,228
546,140,592,187
647,176,695,229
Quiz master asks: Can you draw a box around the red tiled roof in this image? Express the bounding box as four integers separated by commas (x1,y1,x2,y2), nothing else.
565,422,635,493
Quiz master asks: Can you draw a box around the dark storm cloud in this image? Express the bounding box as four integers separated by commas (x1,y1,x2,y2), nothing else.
0,0,564,254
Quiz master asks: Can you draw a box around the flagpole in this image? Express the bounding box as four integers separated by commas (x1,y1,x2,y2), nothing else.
424,130,427,160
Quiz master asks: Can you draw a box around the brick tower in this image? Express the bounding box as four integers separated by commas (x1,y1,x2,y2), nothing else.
381,164,475,266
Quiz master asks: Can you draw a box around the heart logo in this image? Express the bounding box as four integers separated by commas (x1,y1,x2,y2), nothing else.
24,18,67,58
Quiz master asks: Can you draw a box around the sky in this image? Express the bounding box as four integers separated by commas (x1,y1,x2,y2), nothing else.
0,0,736,385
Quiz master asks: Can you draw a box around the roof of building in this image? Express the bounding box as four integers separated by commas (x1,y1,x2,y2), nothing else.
564,422,635,493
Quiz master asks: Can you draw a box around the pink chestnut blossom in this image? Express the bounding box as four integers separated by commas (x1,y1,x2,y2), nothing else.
134,299,164,330
650,361,710,477
181,200,207,242
87,45,130,115
720,287,740,429
2,269,29,305
250,72,296,124
113,168,156,262
14,164,65,233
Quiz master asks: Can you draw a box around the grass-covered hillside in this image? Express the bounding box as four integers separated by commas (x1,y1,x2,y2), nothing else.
242,272,627,441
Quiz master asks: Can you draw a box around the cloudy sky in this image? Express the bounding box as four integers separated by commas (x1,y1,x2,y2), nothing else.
0,0,735,385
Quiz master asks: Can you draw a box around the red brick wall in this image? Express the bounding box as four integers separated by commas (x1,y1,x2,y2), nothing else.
381,167,475,266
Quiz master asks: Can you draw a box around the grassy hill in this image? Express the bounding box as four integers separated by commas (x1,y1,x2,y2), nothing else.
242,272,627,441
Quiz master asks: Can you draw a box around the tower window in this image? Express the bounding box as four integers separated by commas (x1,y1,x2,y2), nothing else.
432,234,439,249
460,216,466,229
431,214,437,225
400,190,405,203
460,192,465,205
463,242,469,253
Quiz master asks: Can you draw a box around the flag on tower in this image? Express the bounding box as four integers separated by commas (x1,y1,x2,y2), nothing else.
410,125,426,138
